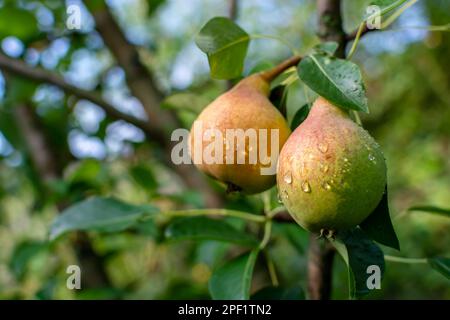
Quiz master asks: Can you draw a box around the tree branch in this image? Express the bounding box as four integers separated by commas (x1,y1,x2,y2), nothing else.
226,0,239,90
85,3,180,134
0,51,223,207
228,0,238,21
0,52,164,142
307,238,336,300
317,0,346,57
11,100,111,289
13,103,60,182
346,23,375,41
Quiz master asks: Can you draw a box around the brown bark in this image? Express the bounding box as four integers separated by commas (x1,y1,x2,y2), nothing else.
87,8,178,134
13,104,60,183
0,52,159,140
226,0,239,90
307,236,335,300
317,0,346,58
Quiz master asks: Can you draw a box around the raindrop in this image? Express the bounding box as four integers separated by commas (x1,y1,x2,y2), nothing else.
322,181,331,190
301,181,311,193
343,157,349,163
277,193,283,203
308,153,315,160
368,154,376,161
284,171,293,184
318,142,328,153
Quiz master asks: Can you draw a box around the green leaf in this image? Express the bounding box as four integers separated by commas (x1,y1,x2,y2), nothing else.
251,286,305,300
360,186,400,250
195,17,250,79
147,0,165,16
5,77,37,105
209,249,259,300
408,205,450,218
165,217,258,246
313,41,339,56
166,191,205,208
428,257,450,279
334,228,385,299
129,164,158,193
49,197,158,240
364,0,406,20
298,53,369,113
290,103,311,130
371,0,398,7
9,240,48,279
0,6,39,41
67,159,104,186
273,223,308,254
84,0,106,12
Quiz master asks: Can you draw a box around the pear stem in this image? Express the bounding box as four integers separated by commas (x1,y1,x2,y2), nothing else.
260,55,302,82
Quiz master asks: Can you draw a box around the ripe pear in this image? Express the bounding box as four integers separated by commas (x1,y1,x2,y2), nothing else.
189,63,296,194
277,97,386,234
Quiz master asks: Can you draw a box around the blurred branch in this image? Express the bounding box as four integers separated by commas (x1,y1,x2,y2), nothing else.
0,52,223,207
0,52,163,141
10,99,111,289
317,0,346,57
85,3,180,133
227,0,239,90
346,23,375,41
13,103,60,182
308,238,336,299
228,0,238,21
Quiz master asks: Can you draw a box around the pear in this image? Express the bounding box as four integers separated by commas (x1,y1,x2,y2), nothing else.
188,59,298,194
277,97,386,234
